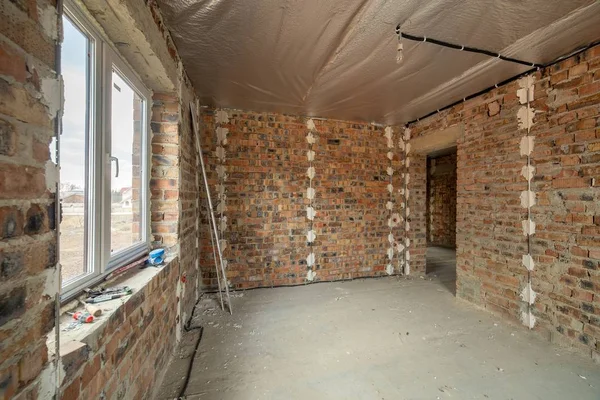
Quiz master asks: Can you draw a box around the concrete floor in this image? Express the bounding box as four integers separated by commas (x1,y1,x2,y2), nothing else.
172,247,600,399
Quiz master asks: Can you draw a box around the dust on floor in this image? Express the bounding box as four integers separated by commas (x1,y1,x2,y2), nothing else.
162,275,600,400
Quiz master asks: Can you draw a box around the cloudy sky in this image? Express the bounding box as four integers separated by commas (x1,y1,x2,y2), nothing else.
61,16,140,193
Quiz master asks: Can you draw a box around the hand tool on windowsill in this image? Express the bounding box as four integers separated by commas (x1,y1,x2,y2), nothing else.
69,311,94,323
78,300,102,317
84,287,133,304
84,285,132,298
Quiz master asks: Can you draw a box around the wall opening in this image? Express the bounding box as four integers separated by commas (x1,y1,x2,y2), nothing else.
425,146,457,294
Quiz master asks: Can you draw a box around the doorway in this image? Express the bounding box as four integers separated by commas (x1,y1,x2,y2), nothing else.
425,147,457,293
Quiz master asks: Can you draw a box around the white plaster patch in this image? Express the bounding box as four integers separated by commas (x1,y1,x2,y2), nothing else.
219,216,228,232
405,174,410,185
396,242,405,252
306,132,316,144
406,207,411,217
405,238,410,247
517,75,535,104
306,119,316,130
520,282,537,305
398,140,405,151
306,253,315,267
38,4,59,40
387,151,394,160
389,213,401,228
306,206,316,220
522,254,535,271
216,201,227,213
520,310,536,329
388,233,395,244
307,150,315,161
384,127,393,140
521,219,536,236
216,146,226,161
43,268,59,297
387,138,394,149
406,158,411,168
517,106,535,132
41,77,62,118
517,86,534,105
306,166,315,179
405,250,411,261
219,239,228,251
307,230,316,243
386,166,394,176
519,136,535,156
404,128,411,141
386,201,393,211
521,165,535,181
215,110,229,124
520,190,536,208
404,262,410,275
405,189,410,199
307,187,315,200
216,165,227,179
45,160,58,193
387,247,394,260
306,269,317,281
386,263,394,275
405,143,411,154
387,184,394,193
405,222,410,231
39,360,61,399
216,127,229,143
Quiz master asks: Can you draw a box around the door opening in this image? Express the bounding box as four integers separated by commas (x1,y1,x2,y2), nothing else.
425,147,457,294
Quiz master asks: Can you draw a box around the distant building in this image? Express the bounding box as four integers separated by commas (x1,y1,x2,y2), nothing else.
61,190,84,205
120,187,132,208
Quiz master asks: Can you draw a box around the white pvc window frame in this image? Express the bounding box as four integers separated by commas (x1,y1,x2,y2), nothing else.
61,1,151,301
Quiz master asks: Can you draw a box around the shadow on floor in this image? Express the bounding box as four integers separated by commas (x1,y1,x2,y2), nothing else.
426,246,456,295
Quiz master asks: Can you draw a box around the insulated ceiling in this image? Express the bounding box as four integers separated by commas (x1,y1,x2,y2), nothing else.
157,0,600,125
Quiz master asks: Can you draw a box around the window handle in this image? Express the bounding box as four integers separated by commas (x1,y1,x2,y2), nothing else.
110,155,119,178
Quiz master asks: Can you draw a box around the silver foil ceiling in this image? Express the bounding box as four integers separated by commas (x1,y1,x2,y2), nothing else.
157,0,600,125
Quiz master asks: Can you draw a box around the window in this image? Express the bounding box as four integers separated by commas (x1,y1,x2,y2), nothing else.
60,2,151,299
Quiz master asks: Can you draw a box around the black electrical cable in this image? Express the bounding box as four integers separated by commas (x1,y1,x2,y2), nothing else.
177,296,204,399
395,25,543,68
403,39,600,126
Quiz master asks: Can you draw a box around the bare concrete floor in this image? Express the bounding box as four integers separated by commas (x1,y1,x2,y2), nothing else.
171,251,600,399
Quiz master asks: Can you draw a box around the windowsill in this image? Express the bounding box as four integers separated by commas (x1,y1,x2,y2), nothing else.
48,254,178,359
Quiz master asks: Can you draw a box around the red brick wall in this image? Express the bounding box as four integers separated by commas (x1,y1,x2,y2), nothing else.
427,153,457,247
0,0,59,397
1,0,204,398
199,111,404,289
59,260,179,399
409,45,600,360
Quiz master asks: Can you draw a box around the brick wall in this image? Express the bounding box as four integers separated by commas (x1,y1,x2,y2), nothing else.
0,0,60,397
0,0,203,398
427,153,457,247
59,260,179,399
409,45,600,360
56,1,204,398
199,111,404,289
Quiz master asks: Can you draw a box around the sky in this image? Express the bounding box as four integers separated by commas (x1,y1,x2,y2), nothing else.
61,16,140,193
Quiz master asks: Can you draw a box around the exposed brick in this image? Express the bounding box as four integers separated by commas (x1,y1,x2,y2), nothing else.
0,118,17,156
0,286,26,327
0,42,27,83
408,44,600,363
0,206,24,239
24,204,48,235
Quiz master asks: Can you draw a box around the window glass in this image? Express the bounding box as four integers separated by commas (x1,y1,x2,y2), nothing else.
60,16,91,283
110,71,144,255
